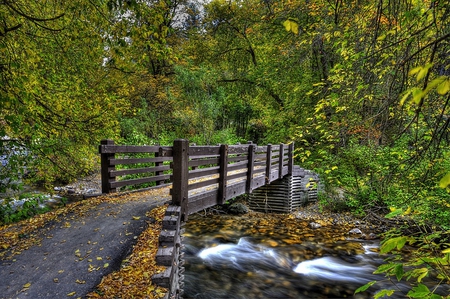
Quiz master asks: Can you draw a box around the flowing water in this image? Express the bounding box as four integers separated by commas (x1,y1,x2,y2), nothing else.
183,212,448,299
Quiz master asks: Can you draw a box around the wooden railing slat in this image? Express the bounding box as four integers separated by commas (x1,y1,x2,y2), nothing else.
189,146,220,156
110,165,171,177
188,167,220,180
110,174,171,188
100,145,161,153
110,156,172,166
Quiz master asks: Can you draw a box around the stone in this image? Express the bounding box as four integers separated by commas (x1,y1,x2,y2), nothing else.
309,222,321,229
348,228,362,235
228,202,249,215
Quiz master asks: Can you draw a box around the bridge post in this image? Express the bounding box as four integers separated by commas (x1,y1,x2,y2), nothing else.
288,142,294,175
99,139,116,194
154,151,163,186
218,144,228,204
278,143,284,179
172,139,189,221
265,144,272,184
246,143,255,194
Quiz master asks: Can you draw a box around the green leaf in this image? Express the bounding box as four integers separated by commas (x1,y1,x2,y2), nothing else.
385,208,403,219
374,263,396,274
355,281,376,293
380,237,407,254
407,284,430,298
374,289,395,299
439,172,450,188
413,268,429,283
394,263,404,281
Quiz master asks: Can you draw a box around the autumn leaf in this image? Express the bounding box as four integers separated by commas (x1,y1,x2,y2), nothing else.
283,19,299,35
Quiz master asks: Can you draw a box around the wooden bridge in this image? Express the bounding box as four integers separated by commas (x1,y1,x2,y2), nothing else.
99,139,302,299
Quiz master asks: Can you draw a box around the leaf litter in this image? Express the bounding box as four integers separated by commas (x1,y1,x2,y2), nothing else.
0,187,170,298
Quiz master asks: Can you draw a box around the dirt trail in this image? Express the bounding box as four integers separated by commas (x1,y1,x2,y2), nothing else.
0,188,170,299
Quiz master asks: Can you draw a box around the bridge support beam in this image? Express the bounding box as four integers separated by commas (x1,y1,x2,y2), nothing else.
172,139,189,222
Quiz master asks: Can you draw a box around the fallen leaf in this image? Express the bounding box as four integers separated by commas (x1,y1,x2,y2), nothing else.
104,263,109,268
75,279,86,284
23,282,31,288
53,278,59,283
67,291,76,296
132,216,141,220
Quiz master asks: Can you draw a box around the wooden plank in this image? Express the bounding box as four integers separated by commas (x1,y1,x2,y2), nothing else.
110,165,170,177
188,190,219,214
288,142,294,175
226,172,246,181
227,155,249,163
224,181,246,201
189,157,219,168
188,177,219,191
188,166,220,180
246,144,255,194
227,159,248,169
172,140,189,221
218,144,228,204
278,143,284,179
189,146,220,156
250,176,266,189
110,156,172,166
265,144,272,184
254,153,267,160
100,139,116,193
159,146,173,157
156,246,175,266
110,174,171,188
227,145,251,155
100,144,161,154
255,146,268,152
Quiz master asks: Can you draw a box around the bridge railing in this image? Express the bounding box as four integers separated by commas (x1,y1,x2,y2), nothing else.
171,140,294,221
99,139,173,193
99,139,294,218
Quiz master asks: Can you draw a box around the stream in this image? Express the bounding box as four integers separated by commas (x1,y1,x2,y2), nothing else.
182,211,449,299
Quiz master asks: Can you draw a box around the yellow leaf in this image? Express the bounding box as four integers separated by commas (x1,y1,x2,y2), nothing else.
104,263,109,268
96,257,102,260
442,248,450,254
404,206,411,215
67,291,76,296
416,63,434,81
23,283,31,288
439,172,450,188
283,19,299,34
409,66,422,76
132,216,141,220
437,79,450,95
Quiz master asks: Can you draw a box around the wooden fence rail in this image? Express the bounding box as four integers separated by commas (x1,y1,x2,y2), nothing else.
99,139,294,218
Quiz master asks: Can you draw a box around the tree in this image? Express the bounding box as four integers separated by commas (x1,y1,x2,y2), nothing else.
0,0,123,190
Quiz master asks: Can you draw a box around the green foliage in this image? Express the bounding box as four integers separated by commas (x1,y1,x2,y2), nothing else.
0,193,54,225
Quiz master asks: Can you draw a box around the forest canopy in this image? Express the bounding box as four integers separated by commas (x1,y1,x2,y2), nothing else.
1,0,450,226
